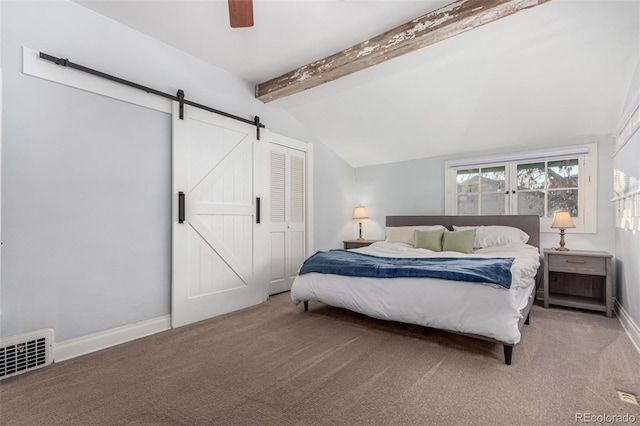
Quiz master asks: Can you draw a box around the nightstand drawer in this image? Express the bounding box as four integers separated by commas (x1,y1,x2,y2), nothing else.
343,240,380,249
547,254,606,276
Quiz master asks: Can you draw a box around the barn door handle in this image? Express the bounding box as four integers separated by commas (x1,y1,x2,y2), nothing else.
256,197,261,224
178,192,185,224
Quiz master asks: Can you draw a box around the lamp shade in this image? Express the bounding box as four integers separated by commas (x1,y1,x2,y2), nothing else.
551,211,576,229
352,206,368,220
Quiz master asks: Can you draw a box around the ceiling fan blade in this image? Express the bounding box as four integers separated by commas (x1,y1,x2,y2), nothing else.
228,0,254,28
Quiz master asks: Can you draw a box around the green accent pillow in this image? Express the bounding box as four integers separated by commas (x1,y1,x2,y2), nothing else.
442,228,476,254
414,229,444,252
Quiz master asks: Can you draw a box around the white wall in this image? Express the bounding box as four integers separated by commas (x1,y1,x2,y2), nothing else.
353,154,448,240
0,1,3,317
1,0,353,342
615,57,640,329
355,135,616,255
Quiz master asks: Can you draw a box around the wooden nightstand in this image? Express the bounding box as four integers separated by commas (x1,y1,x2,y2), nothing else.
343,240,380,249
543,248,613,317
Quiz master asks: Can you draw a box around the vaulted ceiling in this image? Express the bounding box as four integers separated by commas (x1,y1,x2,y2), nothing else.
75,0,639,167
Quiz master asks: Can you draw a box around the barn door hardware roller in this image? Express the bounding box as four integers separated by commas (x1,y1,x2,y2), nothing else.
38,52,266,139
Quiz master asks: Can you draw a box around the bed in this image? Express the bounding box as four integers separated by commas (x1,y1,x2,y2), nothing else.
290,215,542,365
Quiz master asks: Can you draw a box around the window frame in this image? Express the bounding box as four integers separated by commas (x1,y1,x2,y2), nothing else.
445,144,597,233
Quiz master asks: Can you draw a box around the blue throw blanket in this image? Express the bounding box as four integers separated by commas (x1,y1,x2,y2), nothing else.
299,250,515,289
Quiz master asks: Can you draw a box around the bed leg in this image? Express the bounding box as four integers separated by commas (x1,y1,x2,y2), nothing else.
524,313,530,325
423,326,430,336
503,345,513,365
304,301,308,312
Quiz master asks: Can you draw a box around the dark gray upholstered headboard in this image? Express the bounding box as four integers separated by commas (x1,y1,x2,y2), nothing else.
385,215,540,249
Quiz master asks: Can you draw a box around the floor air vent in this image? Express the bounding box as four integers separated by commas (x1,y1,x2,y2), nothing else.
0,329,53,379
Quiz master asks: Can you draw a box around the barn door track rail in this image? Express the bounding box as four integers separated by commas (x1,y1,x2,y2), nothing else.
39,52,265,140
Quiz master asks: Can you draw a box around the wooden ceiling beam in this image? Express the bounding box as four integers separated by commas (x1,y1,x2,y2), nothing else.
255,0,551,103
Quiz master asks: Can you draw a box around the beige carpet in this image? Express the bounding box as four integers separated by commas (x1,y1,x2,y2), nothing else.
1,293,639,426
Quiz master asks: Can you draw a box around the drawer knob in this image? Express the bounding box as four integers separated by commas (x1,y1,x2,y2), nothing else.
566,259,587,264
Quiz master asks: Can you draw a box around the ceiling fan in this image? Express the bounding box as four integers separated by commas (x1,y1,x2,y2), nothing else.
228,0,254,28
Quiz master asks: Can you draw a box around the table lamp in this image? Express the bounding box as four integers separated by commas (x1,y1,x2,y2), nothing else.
551,211,575,251
352,206,368,241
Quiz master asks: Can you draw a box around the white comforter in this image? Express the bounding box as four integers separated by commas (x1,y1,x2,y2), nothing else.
290,242,541,344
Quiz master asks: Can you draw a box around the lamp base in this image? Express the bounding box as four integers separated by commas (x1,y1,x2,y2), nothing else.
555,228,569,251
357,221,364,241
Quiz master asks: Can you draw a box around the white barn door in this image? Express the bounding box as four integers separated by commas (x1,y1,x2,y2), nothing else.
172,103,267,328
268,138,308,295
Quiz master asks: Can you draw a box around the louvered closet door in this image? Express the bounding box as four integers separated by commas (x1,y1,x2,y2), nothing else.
172,103,267,328
269,143,306,295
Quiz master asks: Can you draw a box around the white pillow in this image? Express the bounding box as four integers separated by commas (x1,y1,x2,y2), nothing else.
452,225,530,248
385,225,446,246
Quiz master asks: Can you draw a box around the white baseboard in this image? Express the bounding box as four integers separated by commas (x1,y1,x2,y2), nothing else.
616,300,640,355
46,300,640,362
54,315,171,363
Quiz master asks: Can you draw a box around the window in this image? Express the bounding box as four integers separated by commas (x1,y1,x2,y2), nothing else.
456,166,506,215
445,144,597,233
